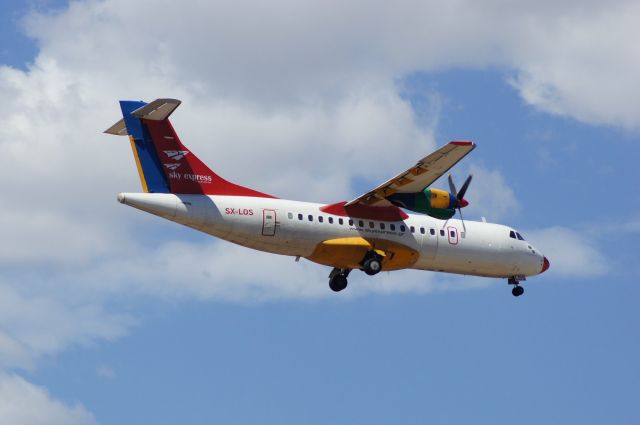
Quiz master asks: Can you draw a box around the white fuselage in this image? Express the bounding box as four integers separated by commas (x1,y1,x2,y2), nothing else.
118,193,546,279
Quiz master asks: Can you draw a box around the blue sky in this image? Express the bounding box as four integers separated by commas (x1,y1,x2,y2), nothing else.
0,1,639,424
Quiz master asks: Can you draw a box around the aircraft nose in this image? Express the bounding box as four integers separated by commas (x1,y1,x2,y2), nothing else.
541,256,550,274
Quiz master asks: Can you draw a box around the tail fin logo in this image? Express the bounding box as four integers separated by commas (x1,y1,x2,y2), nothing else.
163,150,190,161
164,163,181,171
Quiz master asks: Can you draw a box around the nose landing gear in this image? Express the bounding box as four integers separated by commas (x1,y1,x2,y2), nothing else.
511,285,524,297
508,277,525,297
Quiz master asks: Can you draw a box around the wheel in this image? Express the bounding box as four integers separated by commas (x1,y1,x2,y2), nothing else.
512,285,524,297
329,274,348,292
362,258,382,276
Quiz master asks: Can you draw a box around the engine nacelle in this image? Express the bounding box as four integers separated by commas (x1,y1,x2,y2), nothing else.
387,188,456,219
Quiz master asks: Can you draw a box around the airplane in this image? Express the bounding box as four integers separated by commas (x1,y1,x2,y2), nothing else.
105,98,549,297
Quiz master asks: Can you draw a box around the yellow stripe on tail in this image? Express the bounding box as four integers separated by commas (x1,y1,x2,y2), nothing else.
129,135,149,193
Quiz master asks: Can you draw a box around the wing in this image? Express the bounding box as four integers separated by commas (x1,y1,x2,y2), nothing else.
345,141,475,207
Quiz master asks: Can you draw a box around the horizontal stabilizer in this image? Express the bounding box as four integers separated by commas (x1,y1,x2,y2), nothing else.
132,98,181,121
104,98,181,135
104,118,128,136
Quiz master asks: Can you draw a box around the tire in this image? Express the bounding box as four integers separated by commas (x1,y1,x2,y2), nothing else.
329,275,348,292
363,258,382,276
512,286,524,297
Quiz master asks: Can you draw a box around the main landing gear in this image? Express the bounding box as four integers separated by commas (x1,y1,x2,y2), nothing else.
361,251,383,276
328,251,384,292
329,268,350,292
508,277,525,297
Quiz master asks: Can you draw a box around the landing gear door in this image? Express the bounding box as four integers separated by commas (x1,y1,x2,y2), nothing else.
262,209,276,236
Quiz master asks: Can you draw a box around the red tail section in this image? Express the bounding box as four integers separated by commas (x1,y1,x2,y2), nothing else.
105,99,277,197
140,104,276,198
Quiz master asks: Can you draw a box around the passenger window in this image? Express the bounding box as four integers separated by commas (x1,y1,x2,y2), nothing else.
410,226,415,233
400,225,405,232
509,230,516,239
349,219,354,226
440,229,445,236
339,218,344,225
298,213,303,220
369,221,374,229
450,230,455,238
288,212,293,219
359,220,364,227
380,223,386,230
390,224,396,231
328,217,333,224
430,228,435,236
420,227,425,234
308,215,313,222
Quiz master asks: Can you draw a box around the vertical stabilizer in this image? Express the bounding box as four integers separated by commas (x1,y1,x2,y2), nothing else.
105,98,276,198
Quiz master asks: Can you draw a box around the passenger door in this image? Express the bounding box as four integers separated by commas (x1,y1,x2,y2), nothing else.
262,209,276,236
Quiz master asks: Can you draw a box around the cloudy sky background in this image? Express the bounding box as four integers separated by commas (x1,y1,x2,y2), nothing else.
0,0,639,423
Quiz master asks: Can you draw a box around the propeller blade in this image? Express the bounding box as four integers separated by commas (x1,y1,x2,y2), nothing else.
458,206,466,233
457,174,473,200
448,174,457,197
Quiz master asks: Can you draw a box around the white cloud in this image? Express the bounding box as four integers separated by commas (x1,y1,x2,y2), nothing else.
525,226,608,278
71,238,474,302
18,0,640,129
0,209,119,265
177,83,435,203
459,164,520,222
0,373,98,425
508,2,640,130
0,282,133,370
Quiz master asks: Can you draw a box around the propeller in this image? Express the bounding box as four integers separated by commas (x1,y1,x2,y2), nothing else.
448,174,472,208
448,174,473,231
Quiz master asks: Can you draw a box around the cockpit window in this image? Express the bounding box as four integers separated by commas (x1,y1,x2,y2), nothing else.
516,232,525,241
509,230,516,239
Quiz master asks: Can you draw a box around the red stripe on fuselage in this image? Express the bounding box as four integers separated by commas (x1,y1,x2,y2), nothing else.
320,201,409,221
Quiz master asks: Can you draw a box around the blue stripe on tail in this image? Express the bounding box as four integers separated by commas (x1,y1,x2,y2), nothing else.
119,101,170,193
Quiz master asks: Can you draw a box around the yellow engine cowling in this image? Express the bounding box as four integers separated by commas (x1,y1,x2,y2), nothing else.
307,237,419,271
